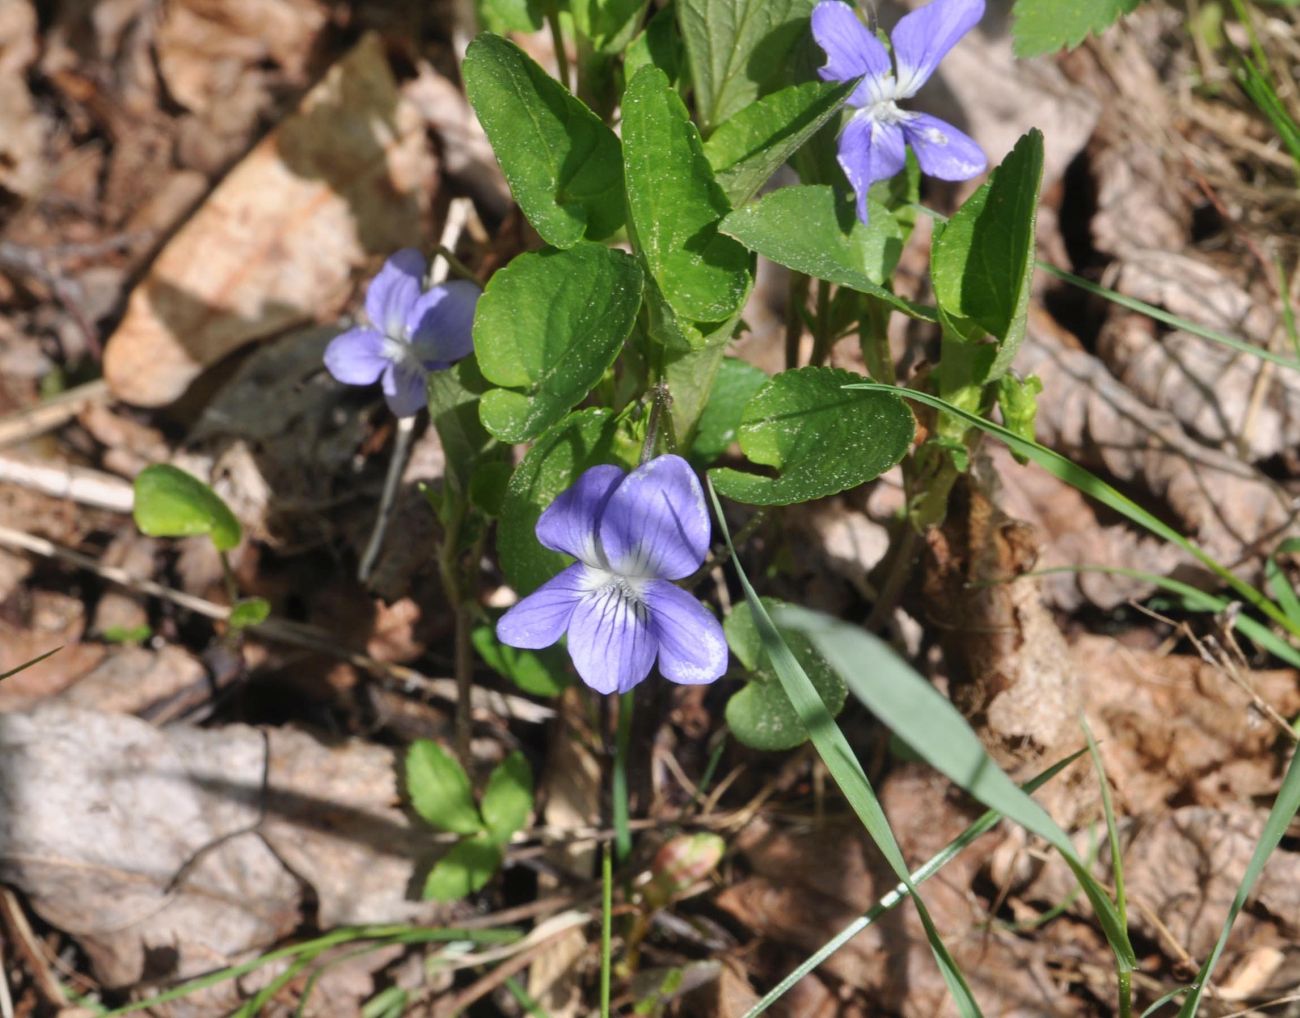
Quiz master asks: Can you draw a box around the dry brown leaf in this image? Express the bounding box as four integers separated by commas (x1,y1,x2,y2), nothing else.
1021,315,1297,576
103,33,437,406
0,592,105,709
55,645,206,717
0,706,437,1000
0,0,47,198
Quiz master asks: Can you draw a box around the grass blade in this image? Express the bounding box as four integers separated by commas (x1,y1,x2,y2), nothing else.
709,481,984,1017
848,383,1296,636
1265,538,1300,632
0,646,61,681
744,749,1085,1016
773,605,1137,1001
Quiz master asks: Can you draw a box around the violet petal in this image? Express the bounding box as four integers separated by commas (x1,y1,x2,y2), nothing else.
891,0,984,99
565,584,656,694
837,115,906,224
364,249,426,337
645,580,728,685
407,279,481,366
598,455,710,581
323,327,389,385
536,464,627,565
811,1,892,107
497,563,589,649
381,360,428,417
901,112,986,181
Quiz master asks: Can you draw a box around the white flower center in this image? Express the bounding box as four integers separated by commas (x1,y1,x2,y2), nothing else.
859,97,908,127
582,565,651,604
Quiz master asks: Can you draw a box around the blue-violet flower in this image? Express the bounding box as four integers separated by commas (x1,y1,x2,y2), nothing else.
812,0,987,223
324,249,480,417
497,455,728,695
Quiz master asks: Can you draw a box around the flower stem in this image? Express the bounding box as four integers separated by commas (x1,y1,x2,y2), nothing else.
808,278,833,366
546,2,571,91
613,690,634,862
436,491,474,766
600,842,613,1018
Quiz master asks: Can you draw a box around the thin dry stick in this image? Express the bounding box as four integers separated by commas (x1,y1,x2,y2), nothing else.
0,378,110,448
0,453,133,513
0,525,552,724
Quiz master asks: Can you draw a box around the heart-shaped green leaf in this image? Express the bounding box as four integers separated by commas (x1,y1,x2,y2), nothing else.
709,366,914,506
724,597,846,751
476,244,644,442
133,464,242,552
405,740,484,836
481,751,534,843
463,34,624,248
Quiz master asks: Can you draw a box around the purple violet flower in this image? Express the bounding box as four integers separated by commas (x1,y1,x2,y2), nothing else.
497,455,728,695
324,249,480,417
812,0,988,223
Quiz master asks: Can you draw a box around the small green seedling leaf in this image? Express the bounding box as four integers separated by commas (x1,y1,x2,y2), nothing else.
405,740,484,836
463,34,624,247
996,372,1043,463
690,357,769,466
931,129,1044,384
725,597,846,751
101,626,152,645
1011,0,1140,57
476,244,644,442
704,79,856,205
481,751,534,843
228,598,270,630
623,66,752,324
676,0,814,133
133,463,242,551
423,832,503,901
498,409,626,593
709,366,915,505
720,186,925,319
472,625,569,696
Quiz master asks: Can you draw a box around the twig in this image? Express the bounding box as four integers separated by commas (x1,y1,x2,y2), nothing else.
0,453,133,513
0,525,553,724
0,378,110,448
358,415,416,584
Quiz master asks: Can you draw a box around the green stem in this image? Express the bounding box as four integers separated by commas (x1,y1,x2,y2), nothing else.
785,272,810,370
546,3,571,91
809,279,833,366
601,843,613,1018
860,295,896,385
613,690,634,862
436,493,474,766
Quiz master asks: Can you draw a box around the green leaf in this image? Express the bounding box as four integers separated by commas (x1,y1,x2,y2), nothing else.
724,597,846,751
774,604,1138,985
476,244,644,442
475,0,543,32
498,409,626,592
405,740,484,836
690,356,769,465
1011,0,1140,57
624,4,686,89
571,0,649,54
677,0,815,134
709,366,914,506
427,357,498,498
481,751,534,843
720,186,927,319
704,79,855,205
101,626,151,645
228,597,270,629
133,464,242,552
1265,537,1300,631
931,129,1044,384
472,624,570,696
623,66,752,323
423,833,503,901
463,34,624,248
706,484,985,1016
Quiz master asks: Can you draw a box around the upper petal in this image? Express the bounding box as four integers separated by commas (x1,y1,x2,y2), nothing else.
837,115,907,223
497,563,589,649
598,454,710,581
901,112,986,181
645,580,728,685
565,584,656,695
381,360,428,417
407,279,481,367
890,0,984,98
323,327,388,385
364,249,426,337
536,464,627,564
811,1,893,106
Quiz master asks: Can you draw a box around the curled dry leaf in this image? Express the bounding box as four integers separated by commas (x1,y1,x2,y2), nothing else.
1022,315,1297,577
103,33,437,406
